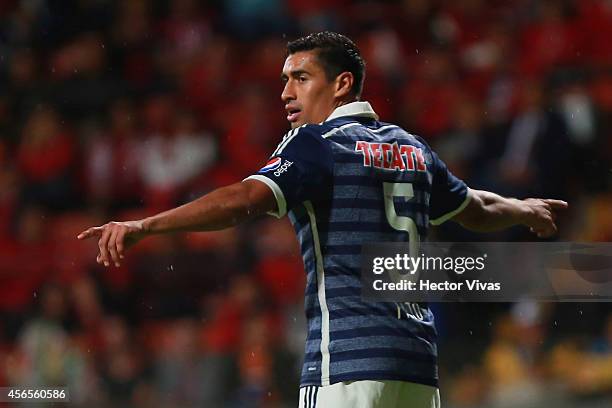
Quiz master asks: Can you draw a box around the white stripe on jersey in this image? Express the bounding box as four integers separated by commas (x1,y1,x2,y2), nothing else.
371,124,399,133
273,124,307,156
321,122,361,139
272,128,297,156
305,201,331,386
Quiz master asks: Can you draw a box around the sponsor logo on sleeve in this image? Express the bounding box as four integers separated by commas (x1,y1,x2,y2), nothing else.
258,157,294,176
273,160,293,176
258,157,282,173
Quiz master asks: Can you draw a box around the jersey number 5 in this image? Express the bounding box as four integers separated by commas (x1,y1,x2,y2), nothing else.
383,182,420,257
383,182,424,321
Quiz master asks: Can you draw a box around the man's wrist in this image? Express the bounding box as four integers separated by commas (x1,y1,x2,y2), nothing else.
515,199,533,226
140,217,154,235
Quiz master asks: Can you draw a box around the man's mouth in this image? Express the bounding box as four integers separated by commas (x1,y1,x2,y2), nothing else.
286,109,301,122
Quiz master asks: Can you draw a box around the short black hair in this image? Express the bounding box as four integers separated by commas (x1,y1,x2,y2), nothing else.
287,31,365,99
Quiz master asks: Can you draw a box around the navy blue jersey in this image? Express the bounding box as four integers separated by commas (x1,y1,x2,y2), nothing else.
245,102,470,388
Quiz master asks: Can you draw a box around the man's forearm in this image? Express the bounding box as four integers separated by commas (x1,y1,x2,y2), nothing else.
142,181,273,235
76,179,277,267
455,189,528,232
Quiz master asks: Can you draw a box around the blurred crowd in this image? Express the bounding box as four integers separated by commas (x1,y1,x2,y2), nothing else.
0,0,610,407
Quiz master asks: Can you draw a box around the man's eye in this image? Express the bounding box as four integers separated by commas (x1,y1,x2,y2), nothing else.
299,76,307,82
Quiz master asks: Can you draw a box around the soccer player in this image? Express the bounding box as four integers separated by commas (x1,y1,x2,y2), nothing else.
78,32,567,408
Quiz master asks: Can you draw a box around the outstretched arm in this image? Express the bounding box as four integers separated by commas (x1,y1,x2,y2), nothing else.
452,189,568,237
77,180,276,267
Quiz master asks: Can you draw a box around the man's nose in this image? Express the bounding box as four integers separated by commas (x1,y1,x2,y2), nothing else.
281,81,295,103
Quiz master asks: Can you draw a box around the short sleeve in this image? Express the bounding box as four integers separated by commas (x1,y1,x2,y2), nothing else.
244,125,333,218
428,150,471,225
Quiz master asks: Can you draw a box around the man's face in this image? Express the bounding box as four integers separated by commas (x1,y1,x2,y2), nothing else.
281,51,338,129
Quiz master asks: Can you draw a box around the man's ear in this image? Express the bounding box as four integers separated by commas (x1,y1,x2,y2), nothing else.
334,72,354,99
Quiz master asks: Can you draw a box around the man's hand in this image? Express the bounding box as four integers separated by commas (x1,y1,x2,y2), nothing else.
520,198,568,238
75,179,277,267
452,189,568,236
77,220,147,267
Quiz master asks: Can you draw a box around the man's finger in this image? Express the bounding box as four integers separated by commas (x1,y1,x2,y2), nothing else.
116,229,126,259
98,227,112,267
543,199,568,210
541,221,558,238
77,226,103,240
108,227,120,267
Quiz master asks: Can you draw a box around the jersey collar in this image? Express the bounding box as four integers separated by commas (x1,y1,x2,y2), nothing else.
324,101,379,122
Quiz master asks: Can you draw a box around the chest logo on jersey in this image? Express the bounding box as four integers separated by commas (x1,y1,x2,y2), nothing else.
355,141,427,172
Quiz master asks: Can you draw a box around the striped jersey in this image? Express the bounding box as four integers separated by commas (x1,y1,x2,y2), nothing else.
246,101,470,388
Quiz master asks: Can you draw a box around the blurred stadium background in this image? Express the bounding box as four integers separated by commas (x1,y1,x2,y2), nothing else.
0,0,611,407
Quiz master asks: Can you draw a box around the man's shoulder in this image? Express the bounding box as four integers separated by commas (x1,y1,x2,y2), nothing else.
272,124,332,157
292,121,351,138
280,123,328,141
291,119,432,154
312,116,377,141
322,117,431,146
278,122,351,146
